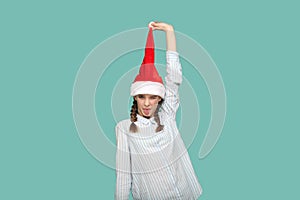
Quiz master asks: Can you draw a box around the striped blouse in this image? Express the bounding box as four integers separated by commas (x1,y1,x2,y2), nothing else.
115,51,203,200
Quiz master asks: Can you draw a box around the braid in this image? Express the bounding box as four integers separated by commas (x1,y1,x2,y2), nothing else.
154,100,164,132
129,99,138,133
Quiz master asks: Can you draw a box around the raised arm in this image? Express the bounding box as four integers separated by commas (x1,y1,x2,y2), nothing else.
115,124,132,200
150,22,182,119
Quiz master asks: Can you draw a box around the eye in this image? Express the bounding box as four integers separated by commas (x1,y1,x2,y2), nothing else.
138,95,145,99
150,95,158,99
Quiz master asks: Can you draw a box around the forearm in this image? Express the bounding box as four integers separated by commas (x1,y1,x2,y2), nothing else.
115,125,132,200
115,172,131,200
165,26,176,52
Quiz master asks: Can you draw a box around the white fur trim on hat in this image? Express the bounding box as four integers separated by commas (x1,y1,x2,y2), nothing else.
130,81,165,99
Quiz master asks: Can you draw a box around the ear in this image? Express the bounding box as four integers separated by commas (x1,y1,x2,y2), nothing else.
134,96,137,101
158,97,162,102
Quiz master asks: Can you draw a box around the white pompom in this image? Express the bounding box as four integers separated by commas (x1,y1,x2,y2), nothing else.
148,21,154,28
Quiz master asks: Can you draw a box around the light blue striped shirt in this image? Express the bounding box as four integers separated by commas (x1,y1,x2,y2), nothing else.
115,51,203,200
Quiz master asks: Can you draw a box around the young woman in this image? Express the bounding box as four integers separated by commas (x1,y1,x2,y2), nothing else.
115,22,202,200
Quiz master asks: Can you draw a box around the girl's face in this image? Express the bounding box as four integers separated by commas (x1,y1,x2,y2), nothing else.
134,94,162,118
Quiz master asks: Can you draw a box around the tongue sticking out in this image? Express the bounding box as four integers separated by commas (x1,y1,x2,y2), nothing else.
143,109,150,115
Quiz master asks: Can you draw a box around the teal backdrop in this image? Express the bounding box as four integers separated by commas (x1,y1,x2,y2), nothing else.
1,0,299,199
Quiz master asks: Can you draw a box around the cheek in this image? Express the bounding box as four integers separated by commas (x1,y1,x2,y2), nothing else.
137,100,143,107
151,100,159,108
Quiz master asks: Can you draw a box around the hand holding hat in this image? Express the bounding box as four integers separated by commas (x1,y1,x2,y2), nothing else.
148,21,174,32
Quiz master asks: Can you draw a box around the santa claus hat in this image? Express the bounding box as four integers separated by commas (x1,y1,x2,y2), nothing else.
130,24,165,99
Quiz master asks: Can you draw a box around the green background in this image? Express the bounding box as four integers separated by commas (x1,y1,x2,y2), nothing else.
1,0,299,199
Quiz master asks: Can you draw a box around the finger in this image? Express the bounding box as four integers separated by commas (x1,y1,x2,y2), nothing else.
151,23,160,27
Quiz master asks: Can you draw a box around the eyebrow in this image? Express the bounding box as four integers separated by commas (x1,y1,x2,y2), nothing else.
138,95,158,98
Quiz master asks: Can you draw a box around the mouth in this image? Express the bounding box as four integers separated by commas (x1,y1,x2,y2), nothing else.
142,108,151,115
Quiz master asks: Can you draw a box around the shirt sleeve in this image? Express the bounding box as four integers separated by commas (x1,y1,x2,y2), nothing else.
160,50,182,119
115,124,132,200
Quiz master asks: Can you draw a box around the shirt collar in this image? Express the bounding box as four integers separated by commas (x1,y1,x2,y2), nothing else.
136,114,156,126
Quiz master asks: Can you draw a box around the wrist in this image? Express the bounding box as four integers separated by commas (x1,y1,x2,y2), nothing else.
165,25,174,32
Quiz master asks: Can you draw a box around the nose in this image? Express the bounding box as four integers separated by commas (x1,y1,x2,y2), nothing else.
144,98,150,107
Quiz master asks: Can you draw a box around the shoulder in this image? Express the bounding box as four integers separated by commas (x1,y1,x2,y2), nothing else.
115,118,131,133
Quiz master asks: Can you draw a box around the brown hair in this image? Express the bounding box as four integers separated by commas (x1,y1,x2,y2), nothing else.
129,99,164,133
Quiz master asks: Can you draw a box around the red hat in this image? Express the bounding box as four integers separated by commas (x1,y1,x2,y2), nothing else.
130,27,165,98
